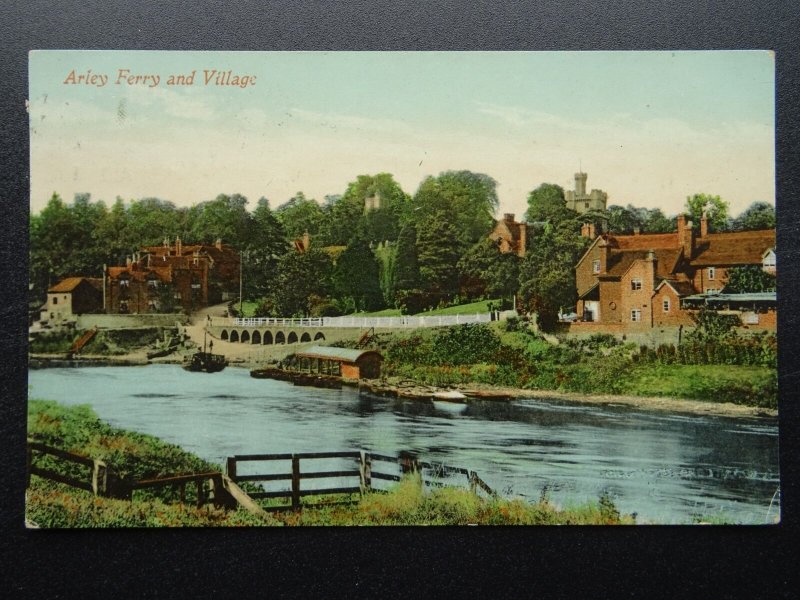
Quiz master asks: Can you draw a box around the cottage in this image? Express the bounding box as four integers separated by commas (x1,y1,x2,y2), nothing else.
293,346,383,380
573,214,775,332
40,277,103,325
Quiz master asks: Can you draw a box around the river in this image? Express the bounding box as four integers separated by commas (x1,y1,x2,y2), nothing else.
28,364,780,524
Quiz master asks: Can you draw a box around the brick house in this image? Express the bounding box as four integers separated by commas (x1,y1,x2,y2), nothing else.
489,213,534,257
40,277,103,324
574,214,776,332
104,237,239,314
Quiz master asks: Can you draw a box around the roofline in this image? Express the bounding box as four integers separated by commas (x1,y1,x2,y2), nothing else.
575,235,603,269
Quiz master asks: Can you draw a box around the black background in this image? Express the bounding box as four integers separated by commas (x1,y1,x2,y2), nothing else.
1,2,798,597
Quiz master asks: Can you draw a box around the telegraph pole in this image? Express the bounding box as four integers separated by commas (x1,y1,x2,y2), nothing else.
239,250,244,317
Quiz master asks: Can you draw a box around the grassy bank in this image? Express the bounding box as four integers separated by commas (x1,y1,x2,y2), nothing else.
29,327,178,356
365,323,777,409
26,400,634,526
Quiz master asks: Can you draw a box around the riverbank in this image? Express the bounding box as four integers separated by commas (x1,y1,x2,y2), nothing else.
357,377,778,419
28,351,778,419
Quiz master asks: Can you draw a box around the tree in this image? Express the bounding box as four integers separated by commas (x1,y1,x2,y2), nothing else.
416,210,465,304
518,220,589,330
732,201,775,231
411,171,498,245
724,265,776,293
275,192,329,241
270,247,333,316
640,208,674,233
686,307,740,343
685,193,729,232
524,183,575,225
391,223,420,296
324,173,410,245
457,238,520,301
243,198,288,300
125,197,184,246
190,193,252,248
605,204,639,234
333,236,384,312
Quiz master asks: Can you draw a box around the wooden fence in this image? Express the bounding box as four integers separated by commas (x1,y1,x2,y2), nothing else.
226,450,495,512
26,440,267,516
28,440,494,515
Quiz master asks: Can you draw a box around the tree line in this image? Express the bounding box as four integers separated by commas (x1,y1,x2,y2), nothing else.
30,173,775,325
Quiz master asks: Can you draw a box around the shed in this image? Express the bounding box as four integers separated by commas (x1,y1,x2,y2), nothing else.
293,346,383,379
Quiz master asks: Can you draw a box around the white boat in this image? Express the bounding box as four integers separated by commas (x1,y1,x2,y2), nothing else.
432,390,468,414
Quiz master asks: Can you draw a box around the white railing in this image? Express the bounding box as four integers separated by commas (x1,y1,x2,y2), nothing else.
232,313,496,329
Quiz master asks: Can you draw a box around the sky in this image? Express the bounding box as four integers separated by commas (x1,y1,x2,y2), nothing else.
29,50,775,219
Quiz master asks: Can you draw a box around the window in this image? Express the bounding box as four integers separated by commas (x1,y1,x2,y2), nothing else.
631,309,641,322
763,251,776,271
147,279,158,288
119,278,130,288
663,299,670,312
592,259,600,274
52,297,58,305
707,267,716,280
631,278,642,291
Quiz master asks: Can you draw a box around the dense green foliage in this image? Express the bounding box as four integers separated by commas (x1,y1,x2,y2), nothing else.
378,323,777,408
723,265,776,293
30,173,772,324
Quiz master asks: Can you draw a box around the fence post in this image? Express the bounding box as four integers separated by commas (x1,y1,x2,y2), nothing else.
359,451,372,494
226,456,237,480
196,477,206,508
291,455,301,510
469,471,477,494
91,459,108,496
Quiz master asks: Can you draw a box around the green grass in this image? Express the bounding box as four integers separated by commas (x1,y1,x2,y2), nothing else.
621,364,777,408
238,301,260,317
351,298,501,318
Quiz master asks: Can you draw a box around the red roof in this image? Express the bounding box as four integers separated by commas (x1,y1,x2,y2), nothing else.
604,248,683,279
48,277,95,293
612,232,680,250
689,229,775,266
107,265,173,282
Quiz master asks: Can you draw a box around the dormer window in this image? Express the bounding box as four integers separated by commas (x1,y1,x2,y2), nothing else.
763,250,776,272
707,267,716,280
119,278,130,288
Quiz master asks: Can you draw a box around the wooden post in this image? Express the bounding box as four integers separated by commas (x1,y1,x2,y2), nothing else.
196,477,206,508
359,451,372,494
291,455,301,511
469,471,477,495
226,456,237,481
91,459,108,496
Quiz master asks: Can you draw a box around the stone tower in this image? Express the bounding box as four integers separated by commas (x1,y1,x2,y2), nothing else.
564,171,608,214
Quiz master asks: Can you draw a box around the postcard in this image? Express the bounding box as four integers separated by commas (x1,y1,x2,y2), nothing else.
26,50,778,526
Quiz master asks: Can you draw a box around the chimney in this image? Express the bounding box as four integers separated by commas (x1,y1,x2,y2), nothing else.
126,256,132,268
504,213,515,223
581,223,597,240
677,214,694,257
700,211,708,237
175,236,182,257
598,237,610,274
215,238,223,250
518,223,527,256
163,237,169,250
633,226,641,235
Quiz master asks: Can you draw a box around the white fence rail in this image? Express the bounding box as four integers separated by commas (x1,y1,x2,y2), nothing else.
232,313,497,329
